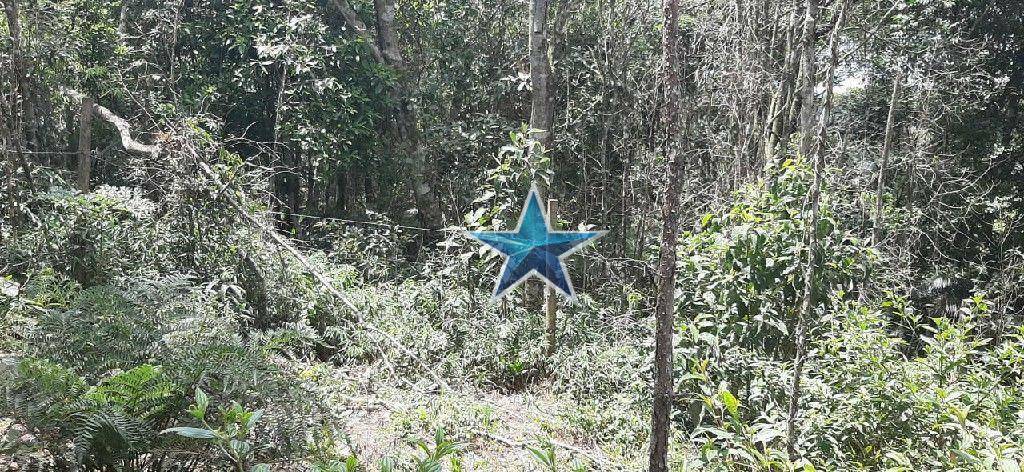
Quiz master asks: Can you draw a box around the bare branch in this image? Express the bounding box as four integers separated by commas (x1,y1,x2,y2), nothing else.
65,88,160,157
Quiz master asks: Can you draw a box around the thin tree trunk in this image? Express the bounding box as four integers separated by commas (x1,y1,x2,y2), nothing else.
873,69,903,244
786,0,847,458
999,56,1022,155
3,145,14,230
765,6,797,162
528,0,553,162
77,98,94,193
903,87,932,251
117,0,130,35
649,0,686,469
168,0,184,86
2,0,25,127
781,6,803,153
24,85,36,151
544,198,559,357
796,0,817,158
526,0,554,306
2,0,34,191
373,0,443,230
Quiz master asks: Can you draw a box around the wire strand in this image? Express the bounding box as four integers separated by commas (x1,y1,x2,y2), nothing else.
0,148,77,155
269,210,461,233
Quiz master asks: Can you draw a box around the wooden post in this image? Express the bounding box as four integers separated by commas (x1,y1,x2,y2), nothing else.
545,198,558,357
76,97,94,193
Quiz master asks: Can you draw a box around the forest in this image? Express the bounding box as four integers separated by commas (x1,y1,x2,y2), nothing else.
1,0,1022,470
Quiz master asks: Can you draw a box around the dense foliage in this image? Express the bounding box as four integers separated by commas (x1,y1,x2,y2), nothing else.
2,0,1022,470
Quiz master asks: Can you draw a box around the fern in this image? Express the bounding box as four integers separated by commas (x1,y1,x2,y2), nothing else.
29,285,156,380
72,410,152,470
83,364,177,420
5,358,87,428
4,359,183,470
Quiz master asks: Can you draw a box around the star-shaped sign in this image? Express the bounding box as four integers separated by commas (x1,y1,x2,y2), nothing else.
468,185,605,300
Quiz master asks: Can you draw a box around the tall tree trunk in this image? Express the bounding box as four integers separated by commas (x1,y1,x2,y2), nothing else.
77,98,94,193
373,0,443,230
323,0,440,228
873,69,903,244
996,52,1022,161
781,6,804,154
528,0,553,166
267,61,296,230
347,169,366,216
649,0,686,469
796,0,817,158
765,6,798,162
2,115,15,229
526,0,554,306
2,0,34,191
3,0,25,133
786,0,847,458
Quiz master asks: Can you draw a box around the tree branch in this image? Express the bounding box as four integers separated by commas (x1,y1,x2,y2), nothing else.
64,89,160,157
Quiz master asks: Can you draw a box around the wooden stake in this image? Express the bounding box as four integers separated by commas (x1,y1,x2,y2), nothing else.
545,198,558,357
76,97,93,193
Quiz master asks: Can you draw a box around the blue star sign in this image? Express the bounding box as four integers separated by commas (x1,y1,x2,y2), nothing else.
468,185,605,301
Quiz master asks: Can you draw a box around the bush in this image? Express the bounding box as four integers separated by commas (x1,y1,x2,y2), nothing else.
0,178,359,469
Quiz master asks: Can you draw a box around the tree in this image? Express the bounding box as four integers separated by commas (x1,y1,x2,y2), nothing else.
2,0,33,152
1,0,34,193
324,0,443,229
526,0,554,307
649,0,686,469
786,0,848,457
873,69,903,245
796,0,818,159
528,0,553,165
373,0,444,230
765,6,801,163
76,97,93,193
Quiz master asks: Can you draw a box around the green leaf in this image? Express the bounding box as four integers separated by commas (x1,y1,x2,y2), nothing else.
720,390,740,418
246,409,264,430
230,439,251,456
195,387,208,409
192,387,209,420
161,426,217,439
417,459,441,472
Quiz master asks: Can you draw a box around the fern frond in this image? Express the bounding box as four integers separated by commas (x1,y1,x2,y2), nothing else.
72,410,152,470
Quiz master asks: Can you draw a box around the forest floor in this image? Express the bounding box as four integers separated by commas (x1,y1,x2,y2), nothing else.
322,365,624,470
2,362,625,471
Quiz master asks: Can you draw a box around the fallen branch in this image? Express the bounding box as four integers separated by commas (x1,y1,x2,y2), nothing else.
64,88,160,156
